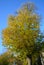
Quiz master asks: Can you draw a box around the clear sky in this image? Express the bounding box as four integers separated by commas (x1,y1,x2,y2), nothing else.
0,0,44,54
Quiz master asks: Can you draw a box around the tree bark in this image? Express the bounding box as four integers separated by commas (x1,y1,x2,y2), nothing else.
27,57,32,65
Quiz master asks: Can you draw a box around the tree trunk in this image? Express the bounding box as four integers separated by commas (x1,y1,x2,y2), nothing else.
27,57,32,65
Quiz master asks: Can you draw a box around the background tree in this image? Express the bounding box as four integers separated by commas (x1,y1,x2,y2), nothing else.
2,2,44,65
0,51,17,65
0,51,11,65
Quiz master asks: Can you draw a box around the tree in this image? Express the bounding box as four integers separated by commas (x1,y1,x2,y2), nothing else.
2,2,44,65
0,51,17,65
0,51,11,65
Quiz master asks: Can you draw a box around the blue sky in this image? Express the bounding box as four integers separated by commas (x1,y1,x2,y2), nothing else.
0,0,44,54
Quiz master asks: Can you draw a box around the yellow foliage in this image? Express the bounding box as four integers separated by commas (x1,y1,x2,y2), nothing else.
2,3,40,64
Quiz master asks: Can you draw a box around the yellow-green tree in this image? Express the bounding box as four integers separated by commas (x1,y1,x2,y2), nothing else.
2,2,42,65
0,51,13,65
0,51,18,65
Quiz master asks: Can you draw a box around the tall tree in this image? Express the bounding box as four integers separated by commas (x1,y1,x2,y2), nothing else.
2,2,44,65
